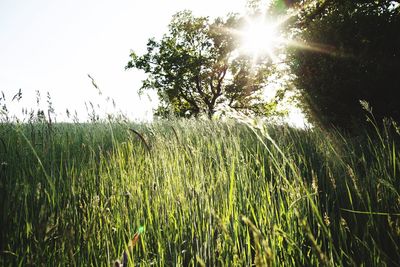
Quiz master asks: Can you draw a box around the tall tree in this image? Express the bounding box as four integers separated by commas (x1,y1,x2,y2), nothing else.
126,11,273,118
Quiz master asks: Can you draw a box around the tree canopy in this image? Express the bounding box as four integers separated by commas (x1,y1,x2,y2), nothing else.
287,0,400,130
126,11,274,118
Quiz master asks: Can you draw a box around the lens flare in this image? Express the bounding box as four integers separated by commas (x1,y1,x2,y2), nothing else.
240,17,279,61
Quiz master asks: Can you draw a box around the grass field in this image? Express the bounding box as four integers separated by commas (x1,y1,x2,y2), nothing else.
0,117,399,266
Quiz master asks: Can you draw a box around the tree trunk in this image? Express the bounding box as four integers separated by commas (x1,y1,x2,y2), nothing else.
207,106,214,119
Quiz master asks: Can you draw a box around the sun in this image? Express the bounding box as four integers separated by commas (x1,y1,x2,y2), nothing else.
242,23,276,53
239,16,281,61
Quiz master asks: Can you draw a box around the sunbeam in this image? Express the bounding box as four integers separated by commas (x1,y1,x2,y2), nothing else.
229,9,299,64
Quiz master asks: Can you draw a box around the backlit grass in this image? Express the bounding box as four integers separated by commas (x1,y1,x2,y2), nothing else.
0,117,399,266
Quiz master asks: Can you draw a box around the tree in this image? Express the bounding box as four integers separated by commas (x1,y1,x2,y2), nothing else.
288,0,400,130
126,11,273,118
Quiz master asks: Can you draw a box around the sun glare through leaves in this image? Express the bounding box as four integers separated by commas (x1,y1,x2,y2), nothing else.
239,16,281,62
232,5,330,65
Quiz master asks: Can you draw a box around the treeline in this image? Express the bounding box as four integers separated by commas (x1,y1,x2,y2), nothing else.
127,0,400,132
287,0,400,131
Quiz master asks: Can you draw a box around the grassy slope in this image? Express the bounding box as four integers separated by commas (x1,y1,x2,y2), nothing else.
0,119,399,266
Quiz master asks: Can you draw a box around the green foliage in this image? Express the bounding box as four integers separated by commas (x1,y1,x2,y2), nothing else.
126,11,273,118
289,0,400,130
1,118,400,265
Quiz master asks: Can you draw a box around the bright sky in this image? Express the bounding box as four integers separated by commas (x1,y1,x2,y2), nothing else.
0,0,306,126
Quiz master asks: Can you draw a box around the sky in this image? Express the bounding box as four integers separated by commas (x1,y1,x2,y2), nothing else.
0,0,306,126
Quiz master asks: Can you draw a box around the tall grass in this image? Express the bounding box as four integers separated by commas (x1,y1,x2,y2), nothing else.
0,116,399,266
